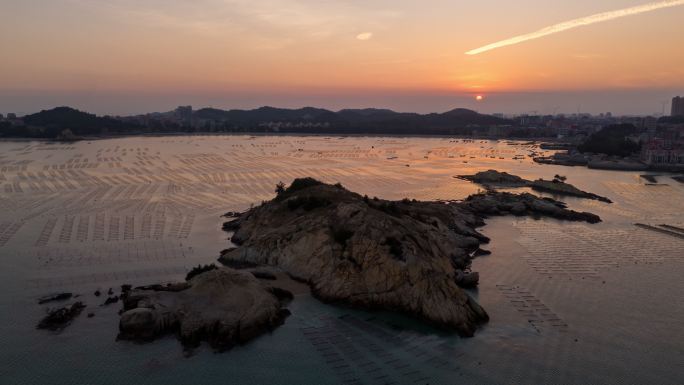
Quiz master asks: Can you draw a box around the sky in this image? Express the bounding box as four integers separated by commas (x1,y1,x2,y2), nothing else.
1,0,683,116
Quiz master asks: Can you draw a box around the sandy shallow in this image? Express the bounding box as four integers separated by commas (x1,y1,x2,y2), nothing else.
0,135,682,384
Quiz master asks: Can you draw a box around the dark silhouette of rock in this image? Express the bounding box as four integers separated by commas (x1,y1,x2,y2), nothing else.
463,192,602,223
456,170,528,187
118,268,290,351
472,248,492,257
37,302,86,330
458,170,612,203
135,283,189,292
530,180,612,203
102,296,119,306
640,174,659,183
251,270,277,280
185,264,218,281
455,270,480,288
38,292,73,304
222,221,241,232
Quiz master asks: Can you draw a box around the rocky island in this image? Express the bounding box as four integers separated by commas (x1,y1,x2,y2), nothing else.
457,169,612,203
34,177,605,350
219,178,602,337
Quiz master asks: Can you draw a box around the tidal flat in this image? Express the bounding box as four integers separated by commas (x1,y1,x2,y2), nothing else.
0,135,682,384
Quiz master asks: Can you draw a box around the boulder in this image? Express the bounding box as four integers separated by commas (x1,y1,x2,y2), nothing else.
118,268,291,351
37,302,86,331
102,296,119,306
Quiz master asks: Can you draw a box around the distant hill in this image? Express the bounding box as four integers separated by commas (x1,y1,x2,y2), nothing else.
20,107,137,138
193,106,344,126
1,105,512,139
190,106,510,135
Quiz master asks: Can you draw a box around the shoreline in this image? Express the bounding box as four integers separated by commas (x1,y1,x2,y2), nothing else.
0,132,568,143
534,156,684,173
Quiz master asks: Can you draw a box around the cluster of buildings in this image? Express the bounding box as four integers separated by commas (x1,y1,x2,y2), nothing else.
641,137,684,166
119,106,197,131
672,96,684,117
0,113,20,122
639,96,684,167
489,96,684,168
0,113,25,133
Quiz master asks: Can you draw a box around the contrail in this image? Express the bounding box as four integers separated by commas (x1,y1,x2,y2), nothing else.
466,0,684,55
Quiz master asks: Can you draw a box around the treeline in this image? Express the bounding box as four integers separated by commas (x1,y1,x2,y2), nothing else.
0,107,142,138
577,124,641,157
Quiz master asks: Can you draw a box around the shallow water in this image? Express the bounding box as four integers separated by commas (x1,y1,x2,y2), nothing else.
0,135,682,384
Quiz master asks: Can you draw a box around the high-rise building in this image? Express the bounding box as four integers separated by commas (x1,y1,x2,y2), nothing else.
672,96,684,116
175,106,193,123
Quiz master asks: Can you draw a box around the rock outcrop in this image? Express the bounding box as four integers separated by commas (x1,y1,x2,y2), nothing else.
220,178,602,336
37,302,86,330
457,170,612,203
37,292,73,305
456,169,528,187
529,180,612,203
118,268,291,351
463,191,602,223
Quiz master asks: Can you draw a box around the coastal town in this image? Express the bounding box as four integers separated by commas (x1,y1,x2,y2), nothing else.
2,96,684,171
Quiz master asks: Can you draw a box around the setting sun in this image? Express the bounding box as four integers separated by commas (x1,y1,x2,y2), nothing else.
476,95,484,101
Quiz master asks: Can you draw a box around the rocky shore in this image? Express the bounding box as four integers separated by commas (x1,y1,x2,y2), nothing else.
457,170,612,203
532,151,684,172
220,178,602,336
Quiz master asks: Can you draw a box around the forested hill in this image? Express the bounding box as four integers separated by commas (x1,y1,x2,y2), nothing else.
0,106,512,139
1,107,139,138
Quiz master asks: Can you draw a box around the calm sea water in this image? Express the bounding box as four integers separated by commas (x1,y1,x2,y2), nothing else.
0,135,682,384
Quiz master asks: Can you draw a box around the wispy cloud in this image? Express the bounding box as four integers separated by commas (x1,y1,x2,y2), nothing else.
356,32,373,41
71,0,399,43
466,0,684,55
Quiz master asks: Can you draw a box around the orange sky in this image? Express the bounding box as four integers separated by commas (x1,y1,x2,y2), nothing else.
1,1,683,115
